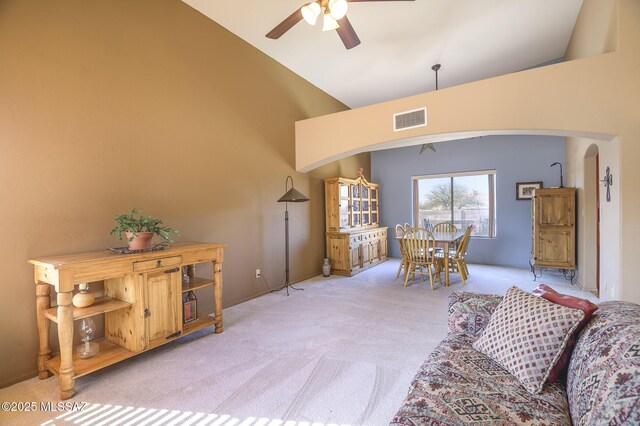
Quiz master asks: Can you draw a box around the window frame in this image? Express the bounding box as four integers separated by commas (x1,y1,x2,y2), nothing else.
412,169,497,238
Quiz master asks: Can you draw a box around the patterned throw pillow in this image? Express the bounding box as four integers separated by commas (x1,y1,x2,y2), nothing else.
473,286,585,394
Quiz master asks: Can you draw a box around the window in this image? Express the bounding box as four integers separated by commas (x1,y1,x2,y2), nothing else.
413,170,496,237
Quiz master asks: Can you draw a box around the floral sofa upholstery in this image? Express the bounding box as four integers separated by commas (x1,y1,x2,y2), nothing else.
391,291,640,425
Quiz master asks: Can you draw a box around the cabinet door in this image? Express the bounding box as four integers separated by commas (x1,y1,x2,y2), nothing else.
327,236,348,274
143,268,182,346
532,189,575,268
350,245,361,272
538,194,574,226
534,230,574,268
379,237,387,259
361,242,371,264
370,240,380,262
339,183,350,229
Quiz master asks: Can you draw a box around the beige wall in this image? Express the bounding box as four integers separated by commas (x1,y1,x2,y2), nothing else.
296,0,640,304
0,0,370,387
565,0,618,60
565,138,619,297
564,0,621,298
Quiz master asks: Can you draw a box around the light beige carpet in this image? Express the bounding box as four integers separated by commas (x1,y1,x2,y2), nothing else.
0,260,596,426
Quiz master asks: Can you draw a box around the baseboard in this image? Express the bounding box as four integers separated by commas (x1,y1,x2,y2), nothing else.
228,271,323,306
0,370,39,389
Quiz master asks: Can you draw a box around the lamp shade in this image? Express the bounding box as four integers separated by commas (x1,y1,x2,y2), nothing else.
302,2,321,25
329,0,348,20
278,187,309,203
322,13,340,31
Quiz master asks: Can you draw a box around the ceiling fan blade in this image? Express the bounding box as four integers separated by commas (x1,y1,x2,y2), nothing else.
347,0,415,2
336,16,361,49
266,8,303,39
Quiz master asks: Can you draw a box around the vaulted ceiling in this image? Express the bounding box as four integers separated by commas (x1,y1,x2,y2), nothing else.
182,0,584,108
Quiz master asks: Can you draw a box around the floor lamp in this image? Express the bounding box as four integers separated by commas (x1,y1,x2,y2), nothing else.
275,176,309,295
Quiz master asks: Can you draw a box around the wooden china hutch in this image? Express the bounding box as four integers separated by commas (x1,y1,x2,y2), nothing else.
324,171,387,276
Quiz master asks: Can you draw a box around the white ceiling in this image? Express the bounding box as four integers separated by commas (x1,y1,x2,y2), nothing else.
182,0,583,109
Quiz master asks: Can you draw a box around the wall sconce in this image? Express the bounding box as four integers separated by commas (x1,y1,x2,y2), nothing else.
599,166,613,202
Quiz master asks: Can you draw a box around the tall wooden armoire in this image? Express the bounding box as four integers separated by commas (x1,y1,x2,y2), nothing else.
324,173,388,276
531,188,576,273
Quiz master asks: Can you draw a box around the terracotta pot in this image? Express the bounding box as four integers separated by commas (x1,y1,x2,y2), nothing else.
125,231,154,250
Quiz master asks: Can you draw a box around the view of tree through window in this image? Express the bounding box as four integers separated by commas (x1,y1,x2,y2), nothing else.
414,171,496,237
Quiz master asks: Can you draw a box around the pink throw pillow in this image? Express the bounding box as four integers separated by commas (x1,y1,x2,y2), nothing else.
532,284,598,381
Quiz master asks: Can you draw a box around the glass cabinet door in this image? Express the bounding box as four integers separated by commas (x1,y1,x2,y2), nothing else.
339,203,349,228
370,187,378,226
339,183,350,228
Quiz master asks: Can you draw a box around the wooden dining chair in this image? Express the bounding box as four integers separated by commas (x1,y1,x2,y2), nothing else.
433,222,459,251
403,227,441,290
436,225,472,285
395,224,407,278
432,222,459,233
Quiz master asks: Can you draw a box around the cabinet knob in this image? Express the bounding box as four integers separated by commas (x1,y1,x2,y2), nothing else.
144,308,151,318
156,260,162,267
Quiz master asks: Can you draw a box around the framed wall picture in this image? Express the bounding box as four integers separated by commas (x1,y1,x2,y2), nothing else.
516,181,543,200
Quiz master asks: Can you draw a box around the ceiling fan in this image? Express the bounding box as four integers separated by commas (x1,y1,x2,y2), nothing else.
266,0,415,50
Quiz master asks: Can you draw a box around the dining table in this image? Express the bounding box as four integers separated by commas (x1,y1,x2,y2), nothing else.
395,229,466,286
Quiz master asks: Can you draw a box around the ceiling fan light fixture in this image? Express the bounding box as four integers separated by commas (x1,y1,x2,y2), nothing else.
322,12,340,31
301,2,321,25
329,0,348,20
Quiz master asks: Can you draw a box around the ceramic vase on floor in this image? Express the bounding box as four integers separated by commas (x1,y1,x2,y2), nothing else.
322,258,331,277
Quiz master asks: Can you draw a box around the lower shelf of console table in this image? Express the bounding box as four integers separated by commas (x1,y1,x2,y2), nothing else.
44,315,218,379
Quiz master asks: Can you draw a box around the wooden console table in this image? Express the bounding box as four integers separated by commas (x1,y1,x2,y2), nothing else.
29,242,226,399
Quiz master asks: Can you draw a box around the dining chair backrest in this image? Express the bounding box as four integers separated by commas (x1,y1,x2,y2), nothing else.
403,227,437,263
395,224,405,238
433,222,459,233
455,225,473,258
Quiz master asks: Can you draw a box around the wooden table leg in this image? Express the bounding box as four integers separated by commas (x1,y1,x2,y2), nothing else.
36,282,52,379
443,242,450,286
57,291,75,400
213,261,223,334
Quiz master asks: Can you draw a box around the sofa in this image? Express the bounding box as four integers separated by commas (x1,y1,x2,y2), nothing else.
391,291,640,425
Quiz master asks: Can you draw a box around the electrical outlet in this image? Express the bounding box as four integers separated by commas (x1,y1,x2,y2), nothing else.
255,269,261,279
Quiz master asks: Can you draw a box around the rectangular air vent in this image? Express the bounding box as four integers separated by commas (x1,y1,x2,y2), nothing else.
393,107,427,131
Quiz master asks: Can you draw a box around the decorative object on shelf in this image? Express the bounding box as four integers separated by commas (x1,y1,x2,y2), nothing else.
550,162,564,188
109,208,179,250
75,318,99,359
182,291,198,324
182,266,190,284
599,166,613,202
322,258,331,277
516,181,543,200
274,176,309,296
72,283,95,308
107,244,167,254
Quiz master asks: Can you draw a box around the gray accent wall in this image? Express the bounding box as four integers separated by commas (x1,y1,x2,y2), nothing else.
371,135,565,268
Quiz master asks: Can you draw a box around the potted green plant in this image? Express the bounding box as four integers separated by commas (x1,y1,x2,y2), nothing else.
109,209,179,250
